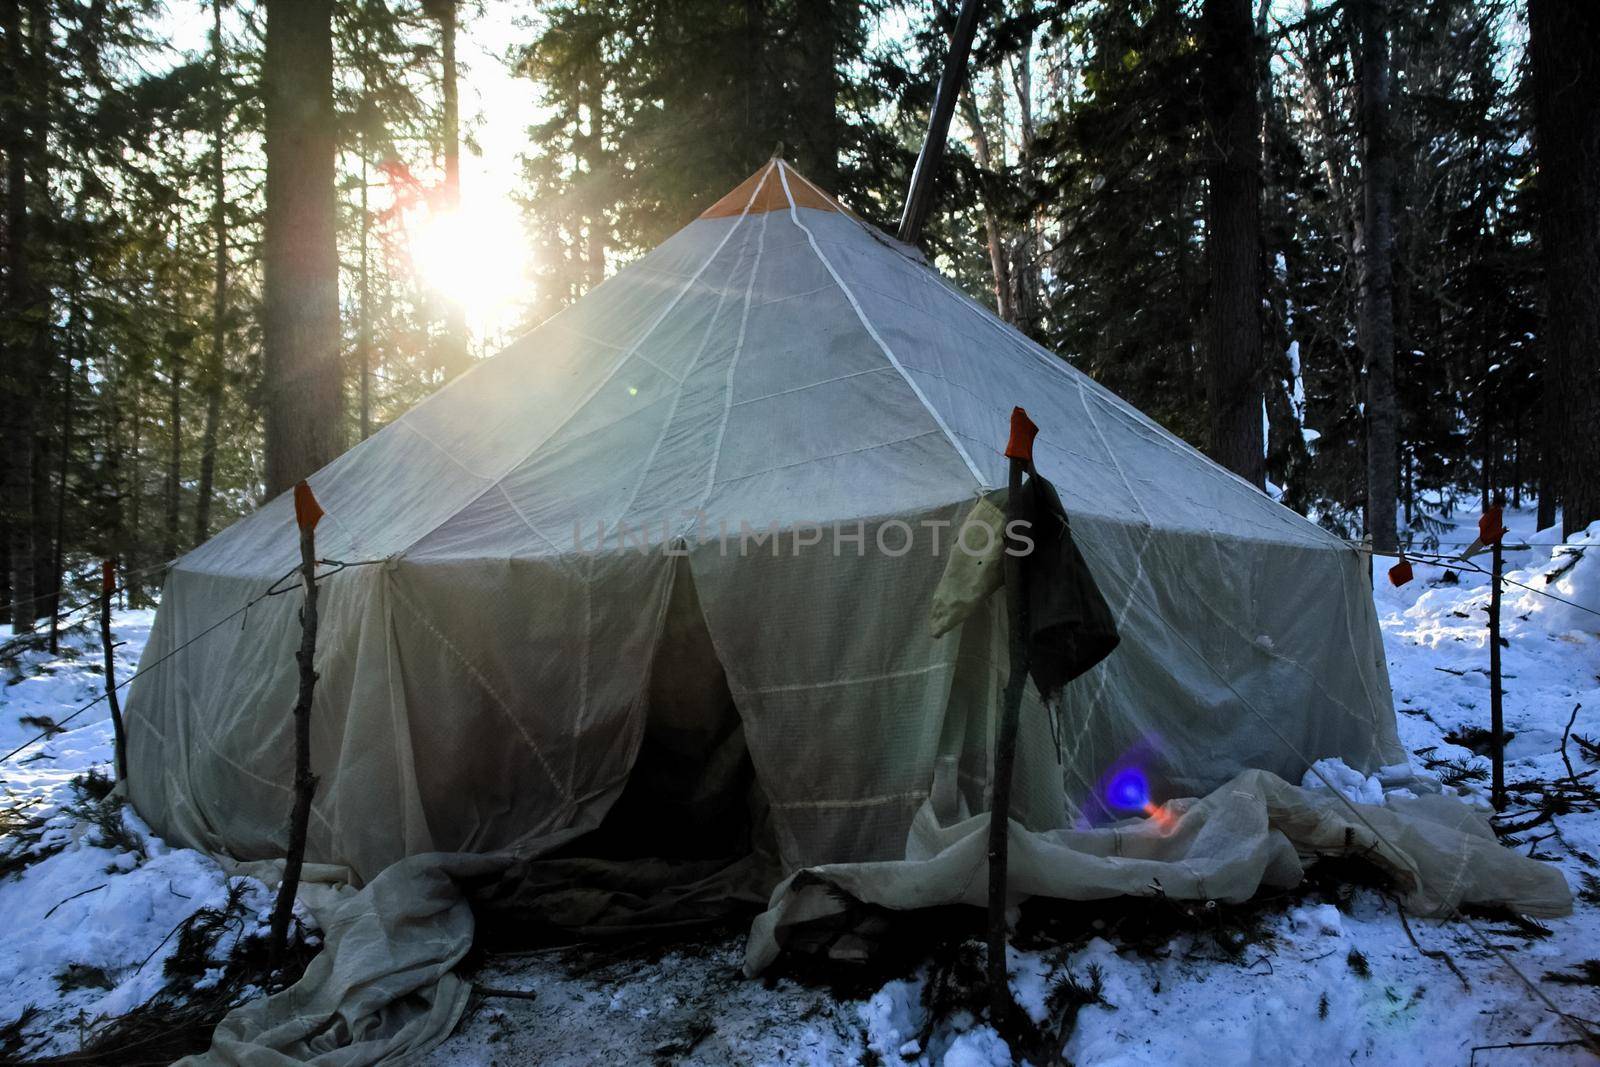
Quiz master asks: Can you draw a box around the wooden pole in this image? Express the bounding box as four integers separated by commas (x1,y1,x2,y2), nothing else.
987,408,1037,1030
270,480,323,972
898,0,983,247
1487,498,1506,812
100,559,127,782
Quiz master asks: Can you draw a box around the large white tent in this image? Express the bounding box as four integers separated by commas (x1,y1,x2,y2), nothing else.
126,158,1405,888
127,159,1572,1065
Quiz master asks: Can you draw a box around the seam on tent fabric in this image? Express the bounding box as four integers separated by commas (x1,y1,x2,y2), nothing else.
1062,375,1160,775
711,429,944,488
426,490,589,790
849,218,1334,547
395,164,777,563
772,790,930,811
313,505,368,564
775,161,986,489
195,725,339,838
544,320,688,385
1167,528,1383,733
753,282,836,307
593,556,684,800
569,553,592,793
735,658,955,696
730,366,893,408
846,257,1324,545
542,321,629,351
396,421,496,483
384,573,574,805
379,575,419,853
833,271,1305,535
493,484,586,579
613,199,761,531
698,182,774,504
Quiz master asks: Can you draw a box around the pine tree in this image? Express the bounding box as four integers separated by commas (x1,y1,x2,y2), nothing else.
1529,0,1600,536
262,0,343,497
1201,0,1265,488
1355,0,1398,552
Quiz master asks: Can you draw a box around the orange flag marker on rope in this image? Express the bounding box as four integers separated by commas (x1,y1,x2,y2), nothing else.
1478,505,1506,546
1005,406,1038,462
294,481,324,533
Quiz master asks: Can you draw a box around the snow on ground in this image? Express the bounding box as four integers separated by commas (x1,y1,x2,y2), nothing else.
4,505,1600,1064
0,609,295,1058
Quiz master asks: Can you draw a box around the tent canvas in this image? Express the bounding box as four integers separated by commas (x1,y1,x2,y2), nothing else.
125,158,1405,901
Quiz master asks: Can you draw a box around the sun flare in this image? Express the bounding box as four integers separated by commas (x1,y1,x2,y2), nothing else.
406,200,530,331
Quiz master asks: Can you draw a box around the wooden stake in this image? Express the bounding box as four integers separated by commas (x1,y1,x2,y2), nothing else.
270,481,323,972
987,409,1037,1030
100,560,127,782
1488,498,1506,812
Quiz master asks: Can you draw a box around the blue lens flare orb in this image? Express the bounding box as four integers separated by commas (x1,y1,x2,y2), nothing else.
1105,767,1150,812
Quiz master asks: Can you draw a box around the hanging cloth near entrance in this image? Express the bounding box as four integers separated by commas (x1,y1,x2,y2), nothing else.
1012,466,1120,703
929,469,1120,704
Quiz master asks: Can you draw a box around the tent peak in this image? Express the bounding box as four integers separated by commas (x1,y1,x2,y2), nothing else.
697,159,849,220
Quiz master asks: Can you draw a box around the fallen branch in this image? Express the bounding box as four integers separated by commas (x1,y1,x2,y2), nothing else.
1561,704,1583,782
475,986,539,1002
43,883,108,920
1391,895,1470,992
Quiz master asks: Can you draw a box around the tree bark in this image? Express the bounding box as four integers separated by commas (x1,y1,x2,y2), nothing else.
262,0,342,498
1202,0,1265,489
163,349,182,563
48,258,79,655
195,0,227,544
581,67,606,291
425,0,469,378
959,84,1015,324
1529,0,1600,537
126,378,145,608
100,560,126,781
1006,41,1040,336
1355,0,1399,553
795,0,838,191
2,0,39,632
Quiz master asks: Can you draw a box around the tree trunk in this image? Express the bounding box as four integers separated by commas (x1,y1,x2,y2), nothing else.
262,0,342,498
48,260,80,655
1529,0,1600,537
2,0,54,633
425,0,469,378
582,69,606,291
959,84,1015,324
1355,0,1399,553
195,0,227,545
2,0,37,632
357,149,372,440
127,379,144,607
795,0,838,191
163,350,182,563
1202,0,1265,489
1006,40,1041,336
